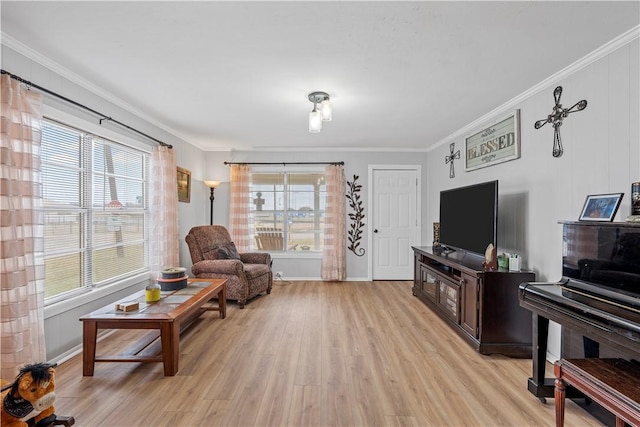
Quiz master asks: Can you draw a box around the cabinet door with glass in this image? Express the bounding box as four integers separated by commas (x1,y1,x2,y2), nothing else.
437,279,460,322
461,272,479,338
419,264,438,303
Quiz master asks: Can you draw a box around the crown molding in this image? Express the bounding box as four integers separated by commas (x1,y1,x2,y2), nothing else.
3,24,638,154
428,25,640,153
1,32,186,146
220,146,429,153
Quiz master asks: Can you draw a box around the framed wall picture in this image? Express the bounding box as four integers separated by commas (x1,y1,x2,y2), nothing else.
579,193,624,222
465,110,521,172
177,167,191,203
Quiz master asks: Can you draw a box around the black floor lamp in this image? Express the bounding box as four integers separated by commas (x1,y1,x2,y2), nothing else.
204,180,220,225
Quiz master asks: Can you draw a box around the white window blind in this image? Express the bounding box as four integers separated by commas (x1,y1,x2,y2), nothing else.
42,122,87,299
41,119,149,300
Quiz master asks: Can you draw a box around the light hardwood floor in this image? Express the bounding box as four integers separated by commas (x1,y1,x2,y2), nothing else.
52,280,601,426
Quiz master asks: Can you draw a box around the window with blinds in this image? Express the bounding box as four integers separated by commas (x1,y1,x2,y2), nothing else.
41,119,149,301
251,170,326,252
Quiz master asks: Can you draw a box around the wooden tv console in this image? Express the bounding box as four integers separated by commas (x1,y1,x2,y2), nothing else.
412,246,535,357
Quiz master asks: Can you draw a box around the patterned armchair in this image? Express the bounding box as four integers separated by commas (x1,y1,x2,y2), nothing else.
185,225,272,308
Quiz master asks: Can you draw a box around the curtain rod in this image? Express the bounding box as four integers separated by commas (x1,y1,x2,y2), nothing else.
1,69,172,149
224,161,344,166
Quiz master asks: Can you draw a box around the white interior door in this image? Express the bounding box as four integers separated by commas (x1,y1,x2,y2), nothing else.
370,167,420,280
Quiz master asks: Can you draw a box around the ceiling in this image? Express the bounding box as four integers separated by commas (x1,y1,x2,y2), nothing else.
1,1,638,152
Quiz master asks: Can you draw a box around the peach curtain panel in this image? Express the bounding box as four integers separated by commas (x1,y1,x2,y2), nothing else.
321,164,347,280
228,164,251,251
0,74,47,378
149,146,179,279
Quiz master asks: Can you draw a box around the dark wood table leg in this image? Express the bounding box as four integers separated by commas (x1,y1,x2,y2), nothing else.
527,313,554,401
220,283,226,319
82,321,98,376
160,321,180,376
554,377,566,427
554,362,566,427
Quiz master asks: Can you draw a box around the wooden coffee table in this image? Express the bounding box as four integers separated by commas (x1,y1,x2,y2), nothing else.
80,278,226,376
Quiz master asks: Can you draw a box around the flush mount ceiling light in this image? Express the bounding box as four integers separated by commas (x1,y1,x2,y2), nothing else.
308,91,332,133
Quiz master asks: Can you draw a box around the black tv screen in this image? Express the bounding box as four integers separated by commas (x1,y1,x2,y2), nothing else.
439,180,498,256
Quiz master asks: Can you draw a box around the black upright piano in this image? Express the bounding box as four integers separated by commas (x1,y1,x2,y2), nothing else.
519,221,640,408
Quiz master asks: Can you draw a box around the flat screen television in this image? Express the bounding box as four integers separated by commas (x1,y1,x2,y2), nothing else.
439,180,498,256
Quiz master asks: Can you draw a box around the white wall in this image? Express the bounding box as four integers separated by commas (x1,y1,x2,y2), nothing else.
425,37,639,360
3,30,637,363
1,42,429,359
1,44,211,360
198,150,427,281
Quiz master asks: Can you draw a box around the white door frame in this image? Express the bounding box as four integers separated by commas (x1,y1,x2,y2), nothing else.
367,165,422,280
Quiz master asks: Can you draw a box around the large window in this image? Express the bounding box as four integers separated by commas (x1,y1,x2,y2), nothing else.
41,119,149,301
251,170,326,252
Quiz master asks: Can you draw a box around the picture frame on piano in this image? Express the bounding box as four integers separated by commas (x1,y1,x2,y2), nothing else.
579,192,624,222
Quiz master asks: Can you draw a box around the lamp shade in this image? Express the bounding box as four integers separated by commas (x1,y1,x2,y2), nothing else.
309,110,322,133
321,99,332,121
204,180,221,189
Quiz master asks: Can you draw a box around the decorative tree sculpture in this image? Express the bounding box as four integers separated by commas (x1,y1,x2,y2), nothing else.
346,175,365,256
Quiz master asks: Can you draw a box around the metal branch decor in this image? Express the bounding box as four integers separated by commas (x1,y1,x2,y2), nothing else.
534,86,587,158
346,174,365,256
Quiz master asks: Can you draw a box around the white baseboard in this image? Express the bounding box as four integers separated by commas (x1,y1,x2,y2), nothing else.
274,277,373,282
49,330,116,366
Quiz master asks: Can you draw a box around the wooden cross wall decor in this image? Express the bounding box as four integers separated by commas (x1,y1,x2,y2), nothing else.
445,142,460,178
534,86,587,158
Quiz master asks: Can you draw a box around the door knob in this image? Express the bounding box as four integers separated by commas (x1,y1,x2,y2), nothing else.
374,229,379,233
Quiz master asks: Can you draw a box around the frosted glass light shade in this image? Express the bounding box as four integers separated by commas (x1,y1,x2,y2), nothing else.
204,180,221,189
309,110,322,133
321,99,332,121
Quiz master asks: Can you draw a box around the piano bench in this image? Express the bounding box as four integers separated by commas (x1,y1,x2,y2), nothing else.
554,358,640,427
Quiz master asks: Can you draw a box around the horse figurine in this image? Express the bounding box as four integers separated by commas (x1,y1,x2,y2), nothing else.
1,363,58,427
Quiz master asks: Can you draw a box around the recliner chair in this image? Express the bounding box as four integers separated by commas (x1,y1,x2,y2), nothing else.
185,225,272,308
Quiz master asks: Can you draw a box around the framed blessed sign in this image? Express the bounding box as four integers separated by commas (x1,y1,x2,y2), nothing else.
465,110,520,172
